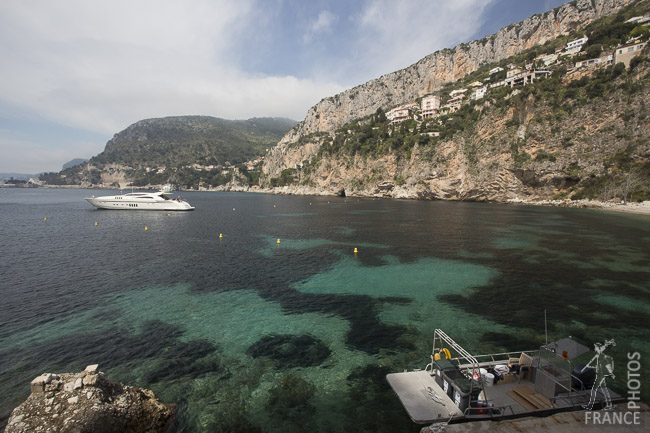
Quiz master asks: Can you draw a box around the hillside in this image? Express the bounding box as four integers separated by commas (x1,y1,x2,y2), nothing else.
258,0,650,204
265,0,634,147
62,158,88,170
40,116,297,189
98,116,296,167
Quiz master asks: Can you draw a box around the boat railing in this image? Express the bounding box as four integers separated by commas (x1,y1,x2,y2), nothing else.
551,371,586,406
426,329,483,374
454,350,539,369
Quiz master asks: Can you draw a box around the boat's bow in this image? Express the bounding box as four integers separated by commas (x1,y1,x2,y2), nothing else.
387,371,461,423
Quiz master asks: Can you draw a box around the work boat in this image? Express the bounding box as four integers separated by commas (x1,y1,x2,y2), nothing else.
85,186,194,211
387,329,624,425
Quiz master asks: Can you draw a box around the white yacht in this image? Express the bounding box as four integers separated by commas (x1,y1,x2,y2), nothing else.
85,187,195,211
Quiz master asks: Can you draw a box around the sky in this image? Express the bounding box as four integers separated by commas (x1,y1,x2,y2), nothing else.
0,0,567,174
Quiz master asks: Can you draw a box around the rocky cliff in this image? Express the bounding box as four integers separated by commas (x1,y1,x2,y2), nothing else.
261,61,650,202
260,0,650,203
5,365,174,433
270,0,631,145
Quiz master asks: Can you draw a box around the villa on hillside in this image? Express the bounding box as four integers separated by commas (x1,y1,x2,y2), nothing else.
387,103,418,123
381,34,647,126
536,53,559,66
470,85,487,100
614,40,648,67
567,36,588,51
449,88,468,97
625,15,650,24
442,94,465,113
560,36,589,58
489,66,504,75
420,95,440,118
575,51,614,69
487,66,550,88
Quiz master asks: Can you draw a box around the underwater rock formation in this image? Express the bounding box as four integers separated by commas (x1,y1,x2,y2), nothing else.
246,334,331,368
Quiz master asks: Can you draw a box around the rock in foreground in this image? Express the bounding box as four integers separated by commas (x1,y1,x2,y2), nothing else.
6,365,174,433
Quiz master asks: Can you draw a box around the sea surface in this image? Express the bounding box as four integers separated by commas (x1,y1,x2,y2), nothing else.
1,188,649,432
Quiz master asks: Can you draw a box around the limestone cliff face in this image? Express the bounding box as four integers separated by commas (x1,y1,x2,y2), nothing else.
261,60,650,202
262,0,633,187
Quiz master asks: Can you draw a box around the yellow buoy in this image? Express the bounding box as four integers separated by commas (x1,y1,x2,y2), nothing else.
277,238,281,244
94,222,98,226
167,213,171,216
274,204,276,208
354,247,358,254
233,208,236,211
145,226,148,231
43,217,47,221
219,233,223,239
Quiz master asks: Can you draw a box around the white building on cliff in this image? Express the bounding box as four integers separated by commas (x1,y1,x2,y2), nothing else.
420,95,440,118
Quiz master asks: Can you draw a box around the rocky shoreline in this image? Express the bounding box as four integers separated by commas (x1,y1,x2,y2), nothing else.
238,185,650,216
32,183,650,216
5,365,174,433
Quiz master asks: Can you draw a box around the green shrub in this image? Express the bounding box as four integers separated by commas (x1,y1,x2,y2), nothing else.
535,150,557,162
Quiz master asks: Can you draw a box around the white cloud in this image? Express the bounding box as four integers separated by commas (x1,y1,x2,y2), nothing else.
303,10,337,43
345,0,496,83
0,0,342,140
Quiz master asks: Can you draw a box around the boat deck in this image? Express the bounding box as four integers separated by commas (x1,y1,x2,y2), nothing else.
386,371,460,423
387,370,623,424
482,375,623,415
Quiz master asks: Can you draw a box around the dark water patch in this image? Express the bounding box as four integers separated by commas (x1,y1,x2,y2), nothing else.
162,339,216,359
145,356,226,383
145,339,225,383
204,418,262,433
439,251,650,336
183,243,342,295
481,332,544,352
246,335,330,368
377,296,412,305
595,280,650,303
347,319,414,354
261,289,413,354
266,374,316,432
42,320,181,367
344,365,414,433
353,252,391,267
90,307,123,323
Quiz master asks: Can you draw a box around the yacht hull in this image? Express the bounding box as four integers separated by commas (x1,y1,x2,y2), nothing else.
85,192,195,211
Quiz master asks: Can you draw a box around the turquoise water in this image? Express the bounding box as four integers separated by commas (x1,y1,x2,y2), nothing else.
1,189,649,432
